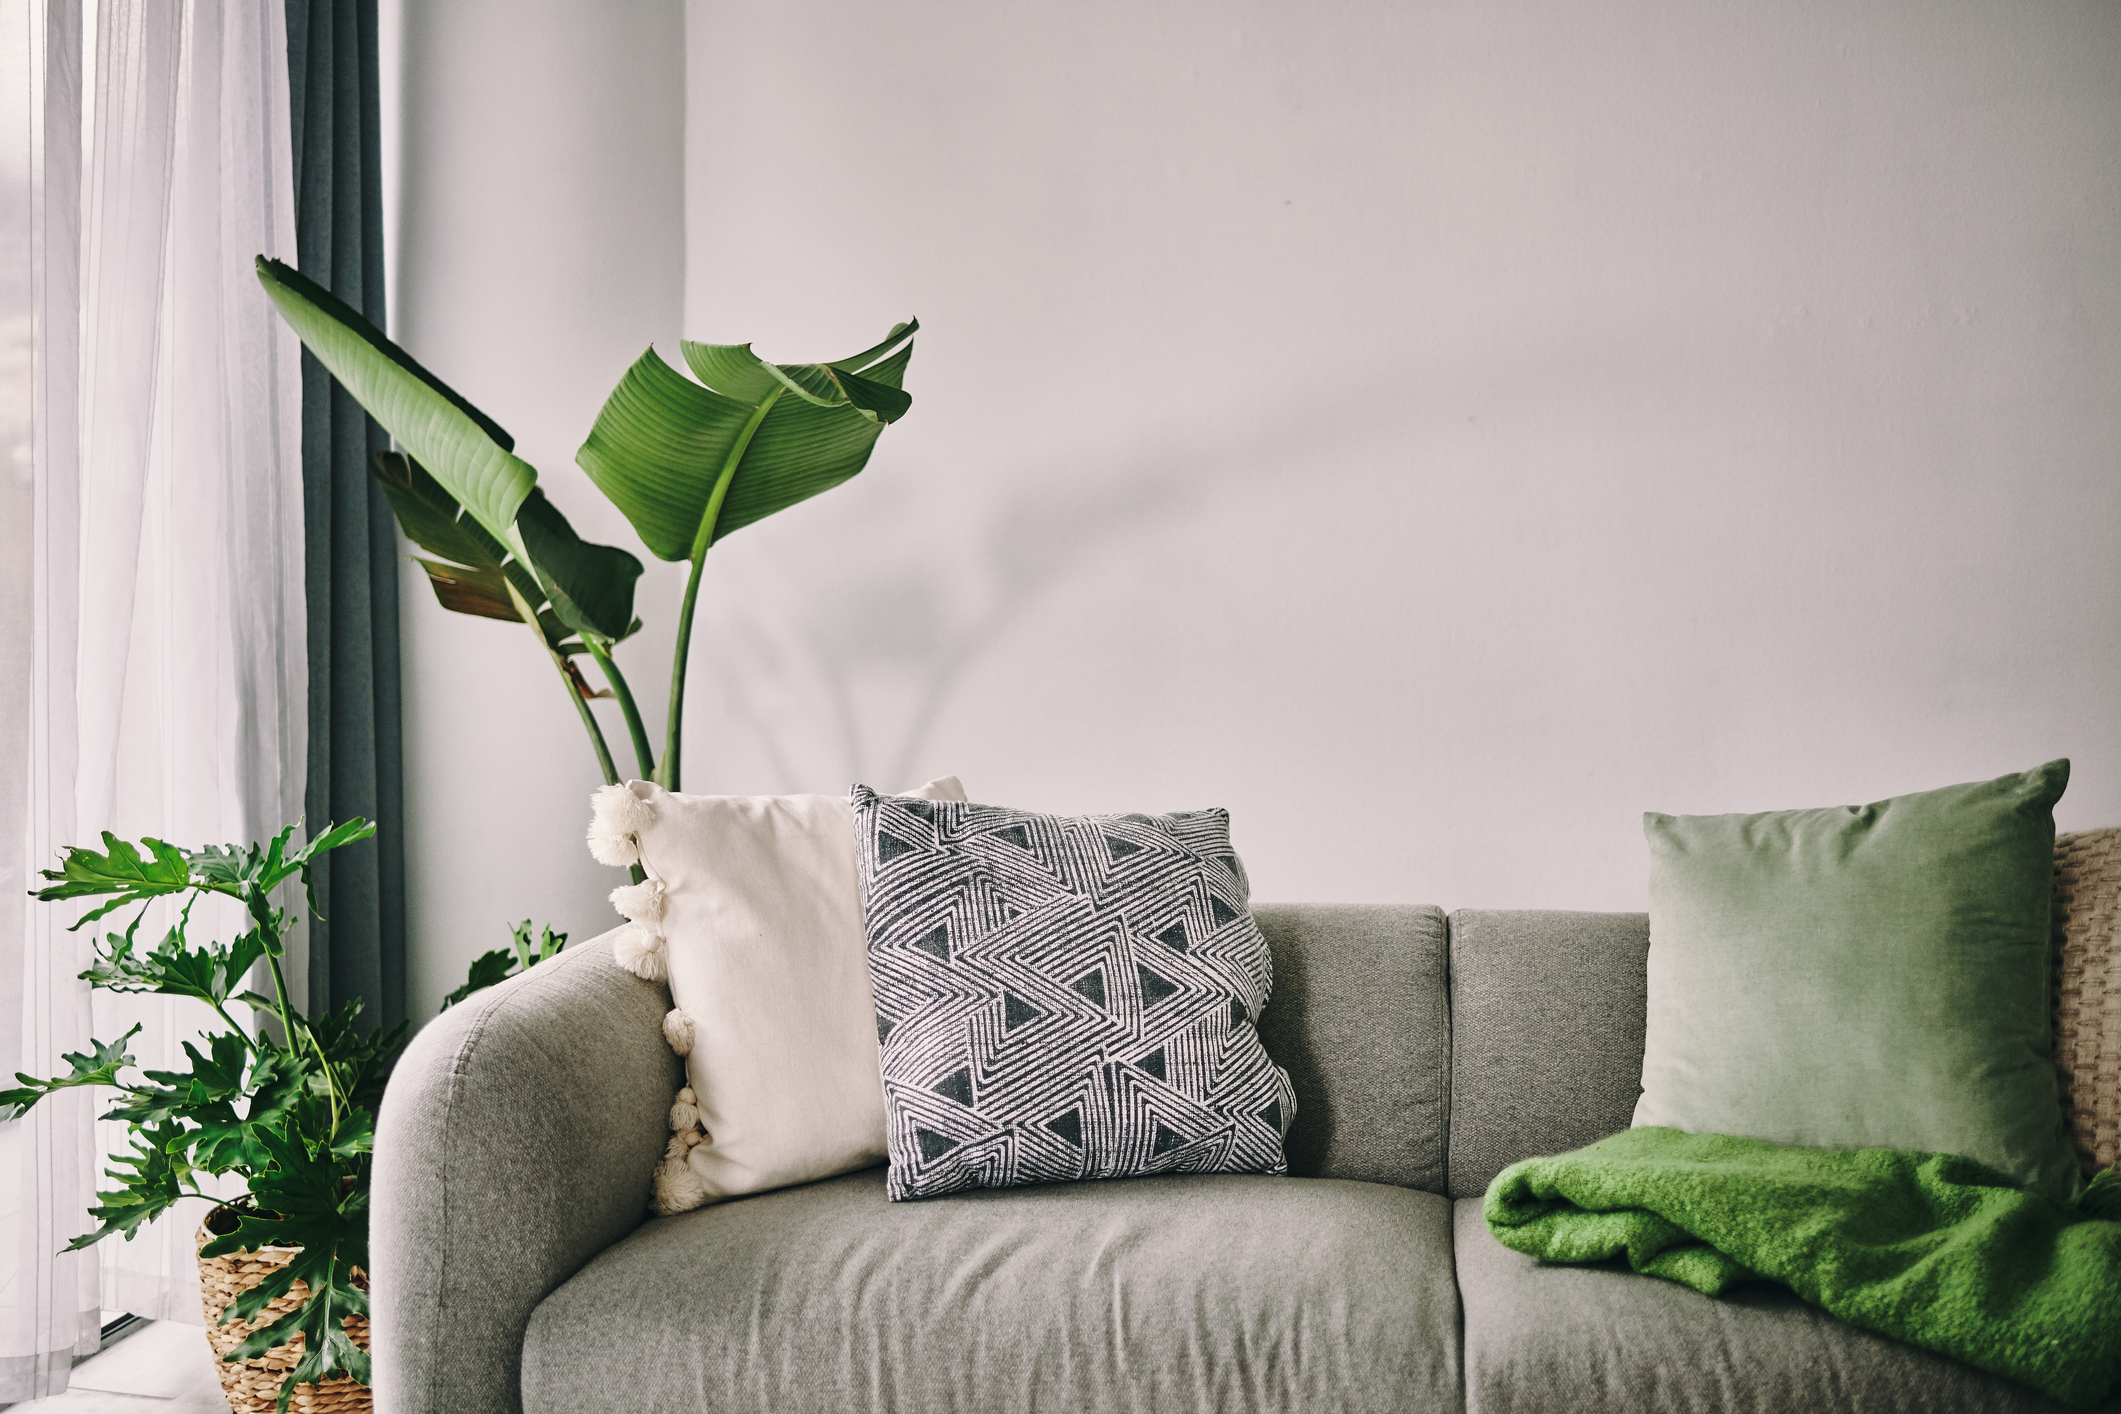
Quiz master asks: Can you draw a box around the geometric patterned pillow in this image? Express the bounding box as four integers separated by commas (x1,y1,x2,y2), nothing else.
852,786,1295,1201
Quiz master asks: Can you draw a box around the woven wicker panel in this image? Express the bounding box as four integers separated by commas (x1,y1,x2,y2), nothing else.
2052,829,2121,1176
195,1226,371,1414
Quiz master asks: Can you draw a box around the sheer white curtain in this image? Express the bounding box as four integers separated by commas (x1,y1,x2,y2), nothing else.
2,0,304,1398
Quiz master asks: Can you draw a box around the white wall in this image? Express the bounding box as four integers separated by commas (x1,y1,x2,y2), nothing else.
389,0,686,1016
394,0,2121,1015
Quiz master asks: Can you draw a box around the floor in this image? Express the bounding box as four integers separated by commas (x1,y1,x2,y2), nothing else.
7,1322,228,1414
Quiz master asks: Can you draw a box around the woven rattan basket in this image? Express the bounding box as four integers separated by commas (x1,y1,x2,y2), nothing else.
2054,829,2121,1177
195,1213,370,1414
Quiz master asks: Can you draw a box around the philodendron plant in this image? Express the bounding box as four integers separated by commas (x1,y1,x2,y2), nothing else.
0,824,393,1408
253,256,915,793
1,825,561,1409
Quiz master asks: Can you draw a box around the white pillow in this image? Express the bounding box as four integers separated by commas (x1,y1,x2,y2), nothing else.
585,776,968,1213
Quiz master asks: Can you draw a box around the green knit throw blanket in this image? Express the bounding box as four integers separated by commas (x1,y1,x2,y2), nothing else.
1484,1127,2121,1408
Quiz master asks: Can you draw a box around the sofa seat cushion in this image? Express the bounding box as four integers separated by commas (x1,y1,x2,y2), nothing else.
522,1168,1463,1414
1453,1200,2114,1414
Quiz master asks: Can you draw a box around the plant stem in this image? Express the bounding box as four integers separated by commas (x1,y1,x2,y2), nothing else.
255,895,344,1140
504,576,621,787
212,1000,261,1053
559,651,621,786
660,386,782,791
587,640,654,781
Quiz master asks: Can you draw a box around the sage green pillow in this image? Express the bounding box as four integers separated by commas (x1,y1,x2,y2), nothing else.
1634,759,2079,1200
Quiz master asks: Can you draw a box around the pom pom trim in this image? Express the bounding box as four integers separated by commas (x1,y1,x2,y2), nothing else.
612,926,668,983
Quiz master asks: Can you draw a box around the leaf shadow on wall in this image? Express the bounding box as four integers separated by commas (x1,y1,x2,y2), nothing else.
696,383,1409,795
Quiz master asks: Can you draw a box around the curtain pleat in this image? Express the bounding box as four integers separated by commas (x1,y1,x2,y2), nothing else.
1,2,100,1396
3,0,307,1383
285,0,405,1035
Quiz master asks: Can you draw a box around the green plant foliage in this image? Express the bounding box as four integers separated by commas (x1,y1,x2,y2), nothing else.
256,251,914,794
371,451,573,645
0,822,483,1410
579,322,914,563
253,257,535,549
440,919,568,1011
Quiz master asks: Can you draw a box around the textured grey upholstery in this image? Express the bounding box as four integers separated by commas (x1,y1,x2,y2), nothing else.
1453,1201,2109,1414
1252,903,1450,1191
372,932,681,1414
373,904,2106,1414
1446,910,1649,1198
522,1168,1463,1414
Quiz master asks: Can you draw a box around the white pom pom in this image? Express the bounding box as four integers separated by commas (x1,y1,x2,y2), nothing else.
662,1008,696,1055
652,1154,709,1215
586,817,640,868
682,1129,703,1147
609,879,664,925
586,783,656,867
676,1086,696,1105
612,926,667,982
593,782,657,834
670,1100,700,1132
664,1134,691,1161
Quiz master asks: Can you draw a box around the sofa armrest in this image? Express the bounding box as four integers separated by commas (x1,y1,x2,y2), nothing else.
372,930,681,1414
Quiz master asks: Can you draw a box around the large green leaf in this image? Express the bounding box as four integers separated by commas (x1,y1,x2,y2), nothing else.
679,342,786,405
186,821,375,902
576,319,914,564
439,919,568,1010
718,395,892,540
67,1123,195,1249
82,917,269,1010
827,318,917,375
375,451,559,637
517,491,644,641
683,335,914,425
0,1025,142,1120
853,341,913,391
203,1123,374,1406
370,453,523,584
255,257,535,549
374,452,639,647
576,352,752,561
763,359,911,424
35,834,194,929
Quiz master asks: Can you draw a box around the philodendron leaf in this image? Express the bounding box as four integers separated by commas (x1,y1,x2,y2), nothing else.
255,257,536,550
0,1024,142,1120
67,1124,193,1248
439,948,518,1010
577,319,915,564
35,834,194,928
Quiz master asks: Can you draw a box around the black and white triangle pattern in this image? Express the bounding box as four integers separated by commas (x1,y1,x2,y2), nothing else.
853,786,1296,1201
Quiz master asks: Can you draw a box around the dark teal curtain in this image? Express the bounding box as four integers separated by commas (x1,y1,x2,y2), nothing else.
286,0,406,1033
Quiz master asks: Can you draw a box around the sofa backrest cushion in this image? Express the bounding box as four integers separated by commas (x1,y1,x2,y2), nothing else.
1251,903,1449,1193
1447,909,1650,1199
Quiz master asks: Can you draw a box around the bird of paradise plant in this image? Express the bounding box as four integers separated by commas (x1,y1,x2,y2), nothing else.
253,256,915,793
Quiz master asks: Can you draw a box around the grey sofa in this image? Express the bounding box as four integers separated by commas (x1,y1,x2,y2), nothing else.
372,905,2105,1414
